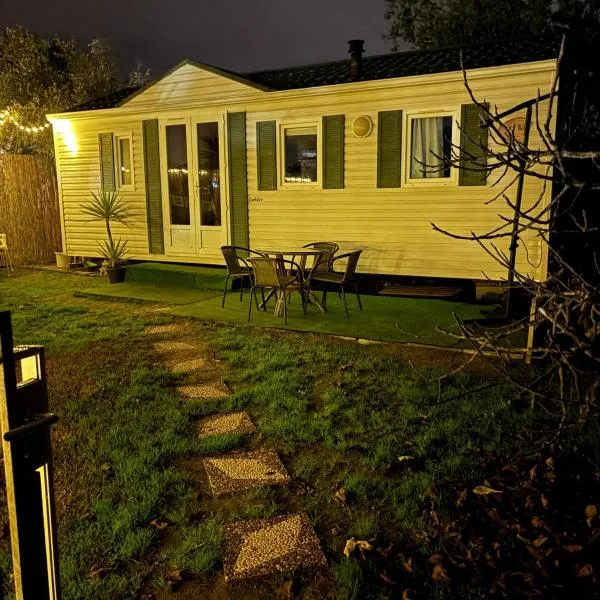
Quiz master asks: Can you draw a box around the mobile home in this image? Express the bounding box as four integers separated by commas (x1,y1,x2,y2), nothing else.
47,36,560,282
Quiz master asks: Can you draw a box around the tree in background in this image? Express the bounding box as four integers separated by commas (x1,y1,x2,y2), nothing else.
0,26,150,157
383,0,586,50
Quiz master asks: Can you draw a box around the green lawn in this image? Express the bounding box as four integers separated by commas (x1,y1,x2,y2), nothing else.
0,269,547,599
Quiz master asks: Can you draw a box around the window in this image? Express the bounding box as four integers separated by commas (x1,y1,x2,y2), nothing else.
408,115,453,180
196,122,221,226
165,124,190,226
115,134,134,189
283,126,318,183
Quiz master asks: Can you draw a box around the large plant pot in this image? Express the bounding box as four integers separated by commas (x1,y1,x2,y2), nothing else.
107,266,126,284
55,252,71,269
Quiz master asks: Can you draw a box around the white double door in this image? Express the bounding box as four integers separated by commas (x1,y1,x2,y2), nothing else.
159,116,228,258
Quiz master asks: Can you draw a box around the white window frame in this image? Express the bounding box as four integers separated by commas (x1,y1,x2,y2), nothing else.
278,120,322,189
114,133,135,191
403,110,459,187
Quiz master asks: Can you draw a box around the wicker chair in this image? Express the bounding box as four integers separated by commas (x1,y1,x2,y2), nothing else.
247,257,306,325
311,250,363,318
302,241,339,273
220,246,265,307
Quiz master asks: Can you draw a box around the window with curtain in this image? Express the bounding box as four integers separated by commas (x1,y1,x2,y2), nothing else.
409,116,453,179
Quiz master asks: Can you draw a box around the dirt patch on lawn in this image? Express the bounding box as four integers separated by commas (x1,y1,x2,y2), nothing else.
46,339,149,523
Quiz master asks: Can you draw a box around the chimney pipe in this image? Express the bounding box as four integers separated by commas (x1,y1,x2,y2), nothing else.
348,39,365,81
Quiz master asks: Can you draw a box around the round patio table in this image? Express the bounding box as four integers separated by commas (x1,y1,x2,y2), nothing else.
257,248,326,314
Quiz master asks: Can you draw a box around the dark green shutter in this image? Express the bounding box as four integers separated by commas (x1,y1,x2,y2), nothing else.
257,120,277,191
142,119,165,254
322,114,345,189
227,112,249,248
377,110,402,188
98,133,116,191
459,103,489,186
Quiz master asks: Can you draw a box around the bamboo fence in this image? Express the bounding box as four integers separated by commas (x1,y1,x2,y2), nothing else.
0,154,62,266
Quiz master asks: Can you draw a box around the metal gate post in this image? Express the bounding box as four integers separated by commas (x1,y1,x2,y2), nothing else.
0,311,60,599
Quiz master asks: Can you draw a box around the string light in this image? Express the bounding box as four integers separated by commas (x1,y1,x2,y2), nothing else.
284,176,314,183
0,108,52,134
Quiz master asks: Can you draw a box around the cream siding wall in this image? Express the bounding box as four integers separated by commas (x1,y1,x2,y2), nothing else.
122,63,265,110
50,60,556,280
54,118,149,258
245,67,554,280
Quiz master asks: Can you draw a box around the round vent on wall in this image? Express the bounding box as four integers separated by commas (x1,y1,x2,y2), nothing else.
352,115,373,138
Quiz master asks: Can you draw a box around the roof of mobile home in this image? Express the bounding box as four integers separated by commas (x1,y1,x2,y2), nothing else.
65,33,562,113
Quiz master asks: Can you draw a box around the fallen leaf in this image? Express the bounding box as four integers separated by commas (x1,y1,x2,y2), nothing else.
541,494,550,509
432,563,450,583
398,455,415,462
473,485,502,496
456,488,468,508
531,516,545,528
89,564,107,580
402,589,417,600
428,554,445,564
585,505,597,519
533,536,548,548
343,537,374,557
340,363,353,372
334,488,348,504
529,465,538,480
166,568,184,591
576,564,593,577
564,544,583,553
149,519,169,530
402,558,413,573
378,571,397,585
545,456,554,469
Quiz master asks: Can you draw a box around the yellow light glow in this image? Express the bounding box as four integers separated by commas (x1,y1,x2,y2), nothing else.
0,108,52,134
284,176,314,183
52,119,78,155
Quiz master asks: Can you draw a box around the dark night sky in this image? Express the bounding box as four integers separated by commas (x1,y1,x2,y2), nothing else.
1,0,407,77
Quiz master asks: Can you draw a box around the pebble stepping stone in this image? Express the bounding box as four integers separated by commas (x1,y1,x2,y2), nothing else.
166,357,207,374
152,340,196,354
223,512,326,582
203,449,291,495
144,324,186,337
176,383,230,400
198,411,256,438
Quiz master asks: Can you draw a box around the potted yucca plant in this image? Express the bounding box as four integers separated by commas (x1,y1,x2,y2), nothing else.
81,190,135,284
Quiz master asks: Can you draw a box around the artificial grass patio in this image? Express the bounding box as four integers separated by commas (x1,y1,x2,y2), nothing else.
169,292,484,345
76,277,486,346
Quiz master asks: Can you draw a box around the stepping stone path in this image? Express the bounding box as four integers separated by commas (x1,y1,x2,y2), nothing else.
198,411,257,438
176,383,230,400
223,513,326,582
166,357,207,374
152,340,197,355
144,321,326,585
144,323,187,338
203,448,291,495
